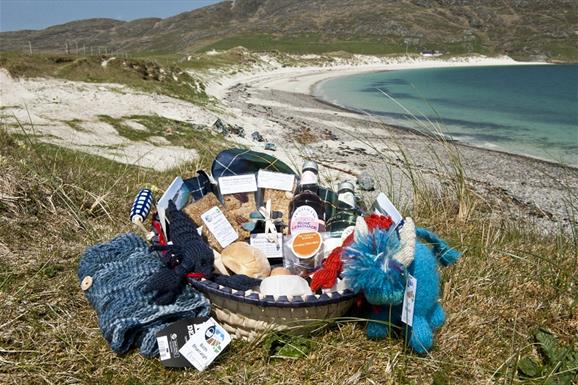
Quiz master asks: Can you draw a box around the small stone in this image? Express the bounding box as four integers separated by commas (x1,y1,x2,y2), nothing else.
212,118,228,135
229,125,245,137
264,142,277,151
357,171,375,191
251,131,265,142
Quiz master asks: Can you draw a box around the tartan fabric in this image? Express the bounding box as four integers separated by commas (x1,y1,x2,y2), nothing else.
318,186,338,222
183,170,214,201
211,149,296,178
326,210,359,232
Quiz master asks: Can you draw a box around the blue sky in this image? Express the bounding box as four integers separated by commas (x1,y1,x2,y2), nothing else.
0,0,222,32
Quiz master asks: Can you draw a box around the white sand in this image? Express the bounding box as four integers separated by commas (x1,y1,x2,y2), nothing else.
0,69,215,170
205,55,539,98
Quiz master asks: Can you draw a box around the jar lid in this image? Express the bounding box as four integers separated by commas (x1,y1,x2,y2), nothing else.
338,181,355,193
302,161,318,173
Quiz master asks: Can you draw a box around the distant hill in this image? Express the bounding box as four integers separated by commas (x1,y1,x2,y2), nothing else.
1,0,576,60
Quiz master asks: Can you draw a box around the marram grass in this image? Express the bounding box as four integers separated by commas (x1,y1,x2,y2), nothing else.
0,114,576,384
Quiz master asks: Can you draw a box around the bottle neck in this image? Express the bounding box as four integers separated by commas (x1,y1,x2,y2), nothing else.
299,170,318,193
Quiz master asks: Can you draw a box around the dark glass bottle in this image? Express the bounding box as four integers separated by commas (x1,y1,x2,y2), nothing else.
288,161,325,233
326,181,358,232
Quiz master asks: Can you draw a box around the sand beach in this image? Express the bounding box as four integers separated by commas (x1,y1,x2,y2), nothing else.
1,54,575,231
205,56,576,232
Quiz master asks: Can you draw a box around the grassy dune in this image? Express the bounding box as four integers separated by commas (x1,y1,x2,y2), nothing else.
0,111,576,384
0,53,209,105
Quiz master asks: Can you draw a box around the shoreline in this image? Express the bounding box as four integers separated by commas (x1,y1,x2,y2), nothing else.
210,55,577,231
310,82,577,171
2,53,575,230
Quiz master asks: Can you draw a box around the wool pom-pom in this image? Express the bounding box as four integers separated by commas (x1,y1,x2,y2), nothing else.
343,227,405,304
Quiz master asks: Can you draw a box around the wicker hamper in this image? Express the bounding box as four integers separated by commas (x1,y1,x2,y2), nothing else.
188,278,356,340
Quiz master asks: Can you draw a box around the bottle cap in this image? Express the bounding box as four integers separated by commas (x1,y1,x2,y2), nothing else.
302,161,318,173
338,181,355,193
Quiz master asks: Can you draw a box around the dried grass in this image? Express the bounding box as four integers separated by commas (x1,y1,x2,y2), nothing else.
0,119,576,385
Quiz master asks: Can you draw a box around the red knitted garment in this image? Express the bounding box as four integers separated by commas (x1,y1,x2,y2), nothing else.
310,214,393,292
364,214,393,231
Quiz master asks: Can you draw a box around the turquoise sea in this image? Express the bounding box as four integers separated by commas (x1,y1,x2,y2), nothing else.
315,65,578,166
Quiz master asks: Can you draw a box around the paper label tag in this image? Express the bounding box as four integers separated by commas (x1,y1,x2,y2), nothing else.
250,233,284,259
179,317,231,372
155,317,210,368
374,193,403,226
157,176,190,239
290,205,319,233
257,170,295,191
401,274,417,326
337,192,355,208
300,170,317,186
201,206,238,248
218,174,257,195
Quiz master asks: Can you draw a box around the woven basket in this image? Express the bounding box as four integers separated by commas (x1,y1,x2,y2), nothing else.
188,278,356,340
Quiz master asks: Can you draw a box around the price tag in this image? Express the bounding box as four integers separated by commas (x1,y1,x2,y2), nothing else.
401,274,417,326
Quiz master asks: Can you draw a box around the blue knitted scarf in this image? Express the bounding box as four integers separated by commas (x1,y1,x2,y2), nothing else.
77,233,210,357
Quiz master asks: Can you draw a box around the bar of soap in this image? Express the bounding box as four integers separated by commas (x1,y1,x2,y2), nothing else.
270,267,292,276
220,242,271,278
260,275,312,297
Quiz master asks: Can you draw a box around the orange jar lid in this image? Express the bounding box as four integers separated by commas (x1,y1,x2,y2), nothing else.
291,232,322,259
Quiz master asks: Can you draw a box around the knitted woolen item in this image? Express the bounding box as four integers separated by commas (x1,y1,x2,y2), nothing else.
144,200,214,305
145,200,260,304
77,232,210,357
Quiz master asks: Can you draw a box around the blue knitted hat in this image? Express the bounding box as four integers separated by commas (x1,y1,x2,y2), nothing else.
78,233,210,357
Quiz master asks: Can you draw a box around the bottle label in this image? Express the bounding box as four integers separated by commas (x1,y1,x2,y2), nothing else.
290,205,319,234
337,192,355,208
300,170,318,186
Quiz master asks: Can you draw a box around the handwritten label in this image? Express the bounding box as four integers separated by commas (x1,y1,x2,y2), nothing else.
401,274,417,326
201,206,238,248
218,174,257,195
257,170,295,191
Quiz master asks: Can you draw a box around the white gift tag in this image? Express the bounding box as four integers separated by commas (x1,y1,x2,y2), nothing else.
257,170,295,191
201,206,238,249
179,318,231,372
250,233,284,259
374,193,403,226
401,274,417,326
218,174,257,195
